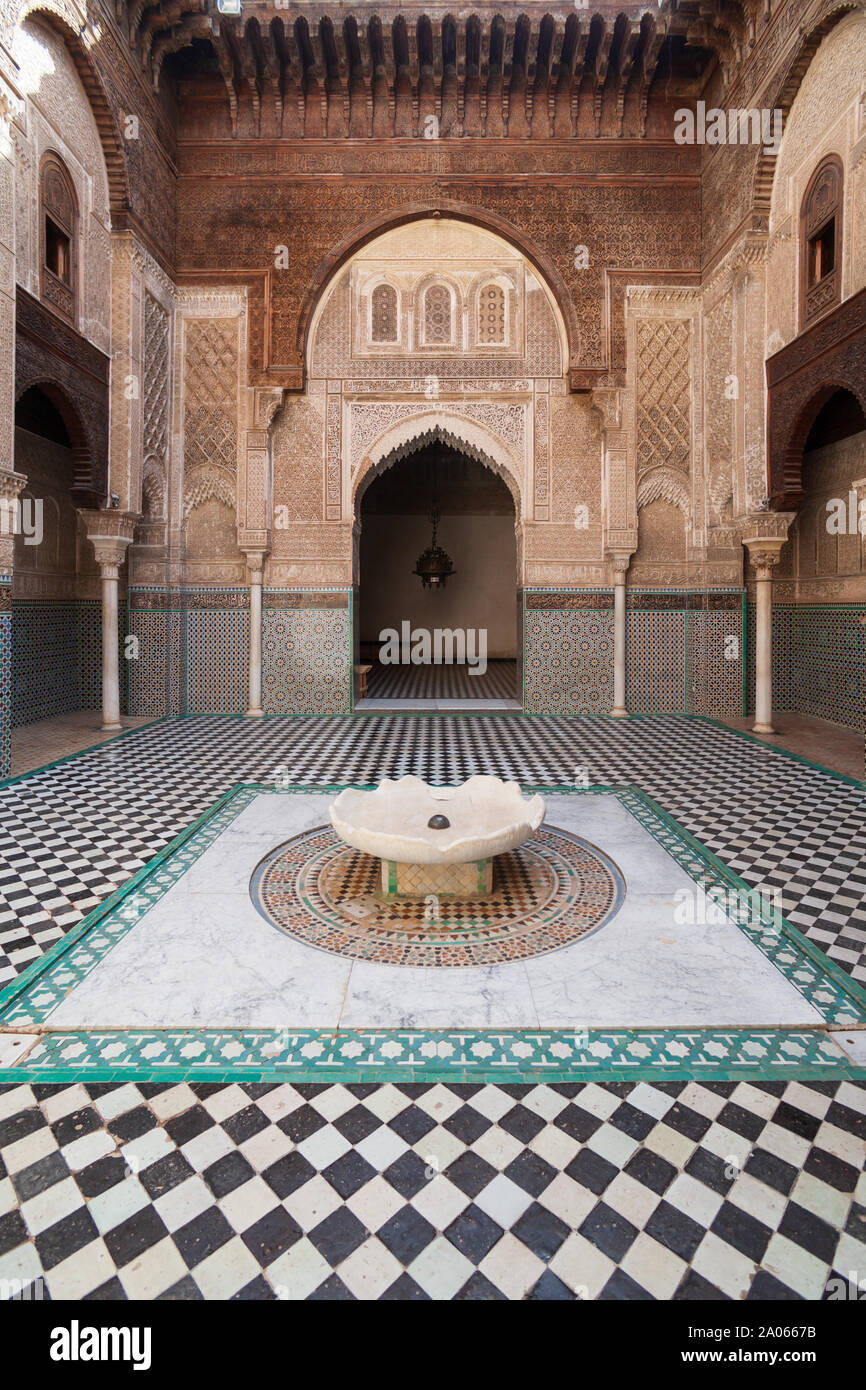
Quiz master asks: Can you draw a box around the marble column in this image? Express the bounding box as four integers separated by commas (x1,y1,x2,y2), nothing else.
853,478,866,541
244,551,267,717
0,473,27,777
80,512,139,732
743,537,785,735
608,554,631,718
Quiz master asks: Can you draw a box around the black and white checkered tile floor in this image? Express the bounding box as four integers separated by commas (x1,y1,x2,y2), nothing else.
1,714,865,1301
1,715,864,989
1,1077,864,1301
366,659,518,700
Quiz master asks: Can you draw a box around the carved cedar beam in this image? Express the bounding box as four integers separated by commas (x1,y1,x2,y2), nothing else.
131,4,758,138
636,16,664,138
591,20,614,137
614,20,641,137
151,12,213,89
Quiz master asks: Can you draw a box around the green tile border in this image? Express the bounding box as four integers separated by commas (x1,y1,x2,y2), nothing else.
8,1027,856,1084
1,781,864,1083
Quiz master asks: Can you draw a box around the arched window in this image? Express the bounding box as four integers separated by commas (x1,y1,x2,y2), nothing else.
800,155,843,328
40,154,77,326
477,282,506,345
422,283,453,345
370,283,398,343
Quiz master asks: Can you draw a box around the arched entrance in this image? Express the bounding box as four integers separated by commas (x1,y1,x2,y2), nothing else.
12,385,103,727
772,386,866,729
355,436,520,708
263,212,572,716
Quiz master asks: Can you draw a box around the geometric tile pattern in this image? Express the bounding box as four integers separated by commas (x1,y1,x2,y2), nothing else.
126,606,183,719
772,606,865,732
2,778,864,1078
0,720,864,1302
0,1076,863,1301
187,610,248,716
0,585,10,779
687,608,746,719
627,611,685,714
250,823,624,968
523,609,614,715
523,595,744,718
6,1027,858,1082
11,602,102,727
262,608,351,716
366,659,517,701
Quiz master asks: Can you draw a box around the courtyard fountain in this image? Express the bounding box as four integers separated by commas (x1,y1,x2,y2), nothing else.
329,775,546,899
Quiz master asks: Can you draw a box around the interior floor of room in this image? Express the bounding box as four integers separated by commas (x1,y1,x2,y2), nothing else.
358,658,520,711
0,713,864,1302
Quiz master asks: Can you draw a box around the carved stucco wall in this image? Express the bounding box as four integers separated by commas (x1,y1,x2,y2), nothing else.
12,16,111,354
12,428,96,599
621,288,732,587
268,217,613,590
766,12,866,355
179,297,245,586
775,431,866,601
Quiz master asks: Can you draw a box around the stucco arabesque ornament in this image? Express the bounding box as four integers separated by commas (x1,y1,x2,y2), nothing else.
0,471,28,572
78,509,139,576
741,512,796,577
608,552,633,577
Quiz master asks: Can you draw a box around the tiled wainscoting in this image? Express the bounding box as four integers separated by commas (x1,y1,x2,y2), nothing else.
745,604,866,731
11,600,102,727
0,579,10,778
123,588,863,725
127,588,248,718
127,588,352,718
522,591,745,718
262,591,352,716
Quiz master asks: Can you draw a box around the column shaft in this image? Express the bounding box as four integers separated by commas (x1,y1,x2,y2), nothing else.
612,569,628,718
101,565,122,730
753,568,775,734
246,564,264,717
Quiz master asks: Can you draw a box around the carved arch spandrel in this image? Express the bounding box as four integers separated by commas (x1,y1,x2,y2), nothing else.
300,201,577,380
351,412,525,522
351,417,525,588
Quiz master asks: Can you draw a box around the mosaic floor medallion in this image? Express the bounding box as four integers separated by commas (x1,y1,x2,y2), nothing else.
250,824,625,967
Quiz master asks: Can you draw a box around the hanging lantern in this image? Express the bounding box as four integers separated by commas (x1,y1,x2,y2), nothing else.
414,503,455,589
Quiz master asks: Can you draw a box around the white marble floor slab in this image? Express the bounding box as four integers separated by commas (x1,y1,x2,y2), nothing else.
46,793,823,1031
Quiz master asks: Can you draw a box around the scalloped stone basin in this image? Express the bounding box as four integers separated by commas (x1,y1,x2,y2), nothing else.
330,775,546,898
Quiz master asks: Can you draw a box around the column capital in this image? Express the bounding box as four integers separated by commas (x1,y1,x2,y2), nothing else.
241,548,268,580
740,512,796,545
0,470,27,502
605,550,634,579
742,535,787,574
741,512,796,577
78,509,139,571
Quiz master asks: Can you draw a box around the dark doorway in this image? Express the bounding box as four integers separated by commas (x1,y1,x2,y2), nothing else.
357,440,520,708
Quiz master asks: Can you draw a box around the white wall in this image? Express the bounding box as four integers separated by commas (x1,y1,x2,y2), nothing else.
360,512,517,658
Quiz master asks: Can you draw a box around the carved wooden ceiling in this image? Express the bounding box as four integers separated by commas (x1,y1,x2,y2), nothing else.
117,2,763,140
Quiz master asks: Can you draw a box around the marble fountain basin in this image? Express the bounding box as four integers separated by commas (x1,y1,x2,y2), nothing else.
329,775,545,898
